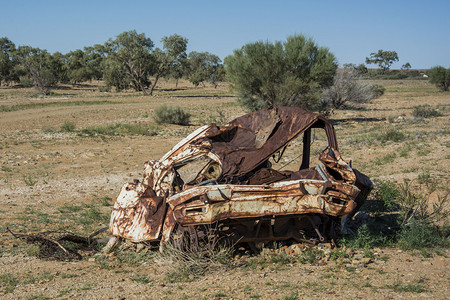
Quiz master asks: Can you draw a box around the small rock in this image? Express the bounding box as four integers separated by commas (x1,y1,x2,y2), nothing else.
88,257,96,262
323,243,332,249
354,254,363,260
362,258,372,264
286,244,303,256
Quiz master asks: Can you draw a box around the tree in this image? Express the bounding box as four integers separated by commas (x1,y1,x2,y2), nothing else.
84,44,108,80
66,49,90,85
0,37,16,86
343,63,368,75
13,46,59,94
225,34,337,111
161,34,188,87
103,56,130,92
401,62,411,71
428,66,450,91
104,30,153,94
365,50,399,73
149,34,188,94
51,51,68,83
187,51,223,88
355,63,368,75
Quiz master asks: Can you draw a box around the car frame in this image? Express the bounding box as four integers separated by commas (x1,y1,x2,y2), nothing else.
107,106,372,251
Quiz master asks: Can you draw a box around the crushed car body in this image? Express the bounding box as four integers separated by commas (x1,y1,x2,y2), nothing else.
108,106,372,251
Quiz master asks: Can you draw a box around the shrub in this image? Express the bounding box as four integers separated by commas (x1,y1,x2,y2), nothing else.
19,76,34,88
225,34,337,111
61,121,76,132
370,84,385,98
341,180,449,250
163,243,232,282
153,104,190,125
376,181,401,211
320,69,375,112
428,66,450,91
377,127,406,143
0,273,18,293
397,220,445,250
340,222,388,249
396,180,448,225
412,105,442,118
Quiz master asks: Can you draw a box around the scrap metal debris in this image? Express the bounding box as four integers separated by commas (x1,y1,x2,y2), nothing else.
108,106,373,252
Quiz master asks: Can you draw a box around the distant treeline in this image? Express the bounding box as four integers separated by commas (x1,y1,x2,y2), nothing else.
0,31,225,94
1,32,448,99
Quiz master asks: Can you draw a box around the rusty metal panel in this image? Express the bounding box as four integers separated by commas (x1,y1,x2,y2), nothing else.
169,180,359,225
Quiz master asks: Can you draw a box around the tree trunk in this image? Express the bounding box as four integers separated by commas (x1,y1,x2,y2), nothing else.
149,73,161,96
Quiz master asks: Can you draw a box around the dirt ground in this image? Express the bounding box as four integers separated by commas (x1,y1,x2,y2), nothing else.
0,79,449,299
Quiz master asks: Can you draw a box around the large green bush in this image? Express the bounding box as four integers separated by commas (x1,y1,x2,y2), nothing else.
225,34,337,111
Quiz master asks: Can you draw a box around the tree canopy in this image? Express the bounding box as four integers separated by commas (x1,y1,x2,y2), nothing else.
0,37,16,86
187,51,223,88
149,34,188,94
365,50,399,73
428,66,450,91
225,34,337,111
0,33,224,94
104,30,154,94
14,46,60,94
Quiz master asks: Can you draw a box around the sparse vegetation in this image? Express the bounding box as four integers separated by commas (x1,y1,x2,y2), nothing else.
131,273,151,284
79,122,158,137
342,179,449,251
384,278,426,293
163,243,233,282
377,127,407,143
23,175,37,186
61,121,76,132
153,104,190,125
412,105,442,118
0,273,19,293
0,100,119,113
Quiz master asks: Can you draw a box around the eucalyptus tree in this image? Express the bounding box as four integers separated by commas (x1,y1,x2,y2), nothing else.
104,30,154,94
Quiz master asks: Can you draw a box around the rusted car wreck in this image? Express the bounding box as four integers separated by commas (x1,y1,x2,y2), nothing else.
107,106,372,251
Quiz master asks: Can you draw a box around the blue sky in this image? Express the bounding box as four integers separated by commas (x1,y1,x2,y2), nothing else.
1,0,449,69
